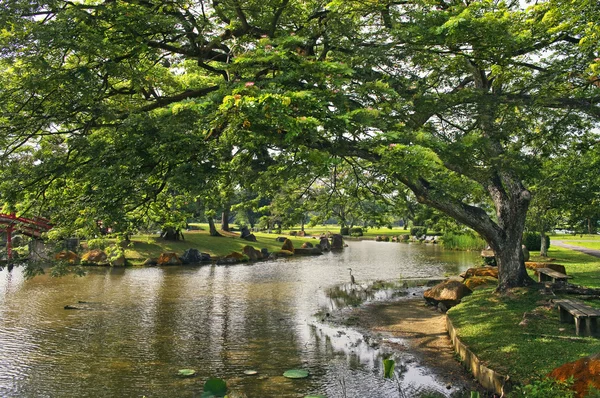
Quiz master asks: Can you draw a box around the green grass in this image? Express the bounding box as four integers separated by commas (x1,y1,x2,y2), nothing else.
449,246,600,385
448,286,600,384
549,234,600,241
440,232,487,251
122,228,316,265
289,225,410,238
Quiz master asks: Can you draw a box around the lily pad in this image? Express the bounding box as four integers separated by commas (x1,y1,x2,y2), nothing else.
283,369,309,379
243,370,258,375
203,377,227,397
177,369,196,377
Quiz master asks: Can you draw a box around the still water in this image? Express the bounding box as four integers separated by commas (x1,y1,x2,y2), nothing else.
0,241,479,398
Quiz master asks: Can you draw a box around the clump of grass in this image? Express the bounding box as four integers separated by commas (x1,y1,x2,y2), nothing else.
440,232,487,251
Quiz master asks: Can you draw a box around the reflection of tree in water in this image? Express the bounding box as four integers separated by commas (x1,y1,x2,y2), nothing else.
325,281,412,310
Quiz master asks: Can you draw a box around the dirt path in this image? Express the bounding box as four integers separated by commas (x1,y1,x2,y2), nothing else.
347,298,487,395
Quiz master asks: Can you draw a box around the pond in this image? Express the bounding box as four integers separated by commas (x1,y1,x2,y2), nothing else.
0,240,479,397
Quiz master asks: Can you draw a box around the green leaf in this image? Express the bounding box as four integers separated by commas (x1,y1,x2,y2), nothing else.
203,377,227,397
383,358,395,379
283,369,310,379
177,369,196,377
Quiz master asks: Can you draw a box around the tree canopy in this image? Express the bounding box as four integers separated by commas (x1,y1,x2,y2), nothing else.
1,0,598,290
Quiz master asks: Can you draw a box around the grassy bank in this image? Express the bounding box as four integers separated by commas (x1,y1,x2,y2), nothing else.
448,246,600,386
120,228,316,265
290,225,410,238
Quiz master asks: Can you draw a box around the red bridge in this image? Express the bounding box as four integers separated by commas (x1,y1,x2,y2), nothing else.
0,213,52,260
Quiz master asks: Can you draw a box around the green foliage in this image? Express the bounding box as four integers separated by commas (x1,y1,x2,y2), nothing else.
509,377,575,398
340,227,350,235
523,232,551,251
410,227,428,237
350,227,363,236
382,358,395,379
441,232,487,251
105,245,126,267
87,238,109,250
201,377,227,398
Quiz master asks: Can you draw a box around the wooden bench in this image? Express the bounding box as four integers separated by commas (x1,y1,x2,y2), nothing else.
554,299,600,337
537,267,570,283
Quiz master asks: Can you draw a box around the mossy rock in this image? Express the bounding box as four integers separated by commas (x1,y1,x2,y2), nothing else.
464,276,498,290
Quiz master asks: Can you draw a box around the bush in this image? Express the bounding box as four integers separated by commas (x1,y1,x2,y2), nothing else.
523,232,551,251
350,227,363,236
441,232,487,251
340,227,350,235
87,238,109,250
410,226,428,237
509,377,574,398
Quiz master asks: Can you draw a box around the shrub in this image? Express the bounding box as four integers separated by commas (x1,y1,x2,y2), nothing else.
523,232,551,251
410,226,428,237
340,227,350,235
441,232,487,251
87,238,109,250
509,377,575,398
350,227,363,236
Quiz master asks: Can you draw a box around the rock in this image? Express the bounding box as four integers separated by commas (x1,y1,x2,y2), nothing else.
461,266,499,279
522,245,530,262
242,233,257,242
301,242,313,249
81,249,108,266
525,262,567,275
297,231,306,237
438,302,449,313
242,245,262,261
281,238,294,252
275,250,294,257
260,248,269,258
54,250,79,265
376,236,383,242
319,237,331,251
143,258,158,267
400,234,410,242
464,276,498,290
392,236,398,242
225,251,245,260
200,252,211,262
424,280,472,308
110,254,126,267
158,252,181,266
294,247,323,256
549,352,600,397
331,234,344,250
289,231,297,236
240,226,252,238
275,237,287,242
180,248,203,264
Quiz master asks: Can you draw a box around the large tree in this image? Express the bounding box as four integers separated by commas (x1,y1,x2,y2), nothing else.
1,0,598,290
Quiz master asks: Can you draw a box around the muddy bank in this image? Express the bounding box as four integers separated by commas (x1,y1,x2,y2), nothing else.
330,295,492,396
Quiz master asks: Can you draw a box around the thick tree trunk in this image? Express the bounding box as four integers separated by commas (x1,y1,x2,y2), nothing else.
540,229,548,257
207,217,221,237
221,204,231,232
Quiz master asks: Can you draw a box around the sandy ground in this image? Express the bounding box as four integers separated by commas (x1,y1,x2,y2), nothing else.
346,298,489,396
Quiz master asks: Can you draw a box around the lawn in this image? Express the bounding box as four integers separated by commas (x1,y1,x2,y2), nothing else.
122,228,316,265
448,246,600,385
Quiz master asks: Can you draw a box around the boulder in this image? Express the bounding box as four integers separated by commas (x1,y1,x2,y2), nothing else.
294,247,323,256
81,249,108,266
301,242,313,248
464,276,498,290
289,231,297,236
54,250,79,265
400,234,410,242
281,238,294,252
376,236,383,242
260,248,269,258
319,237,331,251
297,231,306,237
331,234,344,250
110,254,126,267
180,248,204,264
525,262,567,275
275,236,287,242
240,226,252,238
142,258,158,267
549,352,600,397
424,280,472,308
157,252,181,266
224,251,246,260
242,245,262,261
275,250,294,257
242,233,257,242
461,266,499,279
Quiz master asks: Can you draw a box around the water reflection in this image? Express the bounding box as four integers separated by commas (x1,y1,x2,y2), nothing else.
0,241,479,397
